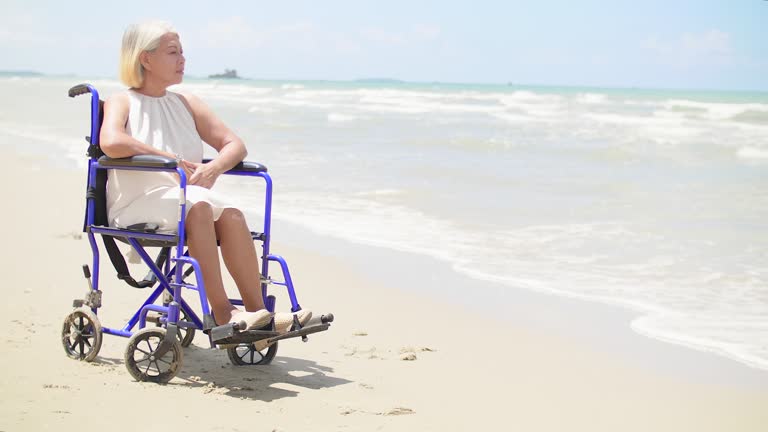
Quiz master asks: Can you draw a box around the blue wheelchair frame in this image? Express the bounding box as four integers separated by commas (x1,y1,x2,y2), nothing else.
65,84,329,380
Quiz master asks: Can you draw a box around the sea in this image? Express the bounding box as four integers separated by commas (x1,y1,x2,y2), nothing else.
1,74,767,371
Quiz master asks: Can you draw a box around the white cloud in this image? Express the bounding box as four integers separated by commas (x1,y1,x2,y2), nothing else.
359,24,442,46
198,17,317,49
194,17,441,61
199,16,263,48
642,29,733,68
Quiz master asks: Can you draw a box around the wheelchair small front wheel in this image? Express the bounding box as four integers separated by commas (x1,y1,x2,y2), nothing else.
227,341,278,366
124,327,183,383
61,307,102,362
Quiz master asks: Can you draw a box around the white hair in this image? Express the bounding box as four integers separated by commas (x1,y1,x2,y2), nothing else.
119,20,177,88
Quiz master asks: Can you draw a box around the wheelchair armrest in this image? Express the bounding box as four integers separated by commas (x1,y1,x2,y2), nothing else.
98,155,178,169
202,159,268,174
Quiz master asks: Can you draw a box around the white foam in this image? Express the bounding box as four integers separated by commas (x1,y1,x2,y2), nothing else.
252,186,768,372
247,105,277,114
327,113,358,122
352,189,402,197
175,82,273,100
661,99,768,121
632,314,768,371
577,93,608,104
736,146,768,160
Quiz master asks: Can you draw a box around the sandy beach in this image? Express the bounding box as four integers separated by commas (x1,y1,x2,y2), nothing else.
0,148,766,432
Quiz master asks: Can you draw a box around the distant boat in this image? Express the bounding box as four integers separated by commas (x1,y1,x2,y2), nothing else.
208,69,240,79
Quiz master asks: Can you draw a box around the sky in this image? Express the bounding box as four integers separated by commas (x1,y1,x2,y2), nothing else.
1,0,766,90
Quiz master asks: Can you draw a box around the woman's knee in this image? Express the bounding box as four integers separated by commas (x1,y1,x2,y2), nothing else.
219,208,246,224
186,202,214,226
215,208,249,237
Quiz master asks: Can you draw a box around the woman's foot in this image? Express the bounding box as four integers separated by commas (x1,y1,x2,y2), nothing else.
230,309,273,330
216,307,273,330
274,309,313,334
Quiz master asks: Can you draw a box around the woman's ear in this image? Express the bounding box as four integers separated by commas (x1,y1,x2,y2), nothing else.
139,51,151,71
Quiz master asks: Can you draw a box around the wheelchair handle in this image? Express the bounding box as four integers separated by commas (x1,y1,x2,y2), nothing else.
68,83,93,98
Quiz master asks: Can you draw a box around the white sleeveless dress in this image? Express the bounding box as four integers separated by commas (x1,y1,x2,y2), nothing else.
106,89,237,233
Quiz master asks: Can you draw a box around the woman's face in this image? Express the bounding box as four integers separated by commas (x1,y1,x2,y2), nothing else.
142,32,185,87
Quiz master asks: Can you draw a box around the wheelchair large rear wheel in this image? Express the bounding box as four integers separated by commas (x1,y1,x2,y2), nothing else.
61,307,102,362
227,341,278,366
124,327,183,383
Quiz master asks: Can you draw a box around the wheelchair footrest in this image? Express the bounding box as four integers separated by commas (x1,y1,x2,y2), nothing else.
266,323,331,344
211,326,279,345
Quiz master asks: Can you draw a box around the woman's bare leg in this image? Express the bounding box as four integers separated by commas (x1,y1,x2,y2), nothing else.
186,202,239,325
215,208,266,312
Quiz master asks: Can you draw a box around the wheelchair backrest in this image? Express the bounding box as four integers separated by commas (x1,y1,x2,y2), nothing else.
69,84,108,229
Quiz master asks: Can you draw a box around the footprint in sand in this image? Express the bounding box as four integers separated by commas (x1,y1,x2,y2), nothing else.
342,344,380,359
340,406,415,416
55,231,83,240
43,384,72,390
381,407,415,416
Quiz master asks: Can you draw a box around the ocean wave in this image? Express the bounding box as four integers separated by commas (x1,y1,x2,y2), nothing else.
327,113,358,122
242,185,768,371
0,124,87,168
736,146,768,160
661,99,768,121
576,93,609,104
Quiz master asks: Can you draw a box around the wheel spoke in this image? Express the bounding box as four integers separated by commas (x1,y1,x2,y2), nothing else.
135,355,151,364
237,347,248,361
155,356,172,366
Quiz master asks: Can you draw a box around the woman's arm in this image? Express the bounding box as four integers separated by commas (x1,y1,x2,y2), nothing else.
99,93,177,160
178,92,248,188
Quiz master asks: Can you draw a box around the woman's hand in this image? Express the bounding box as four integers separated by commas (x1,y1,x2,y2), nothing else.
181,160,221,189
179,159,196,181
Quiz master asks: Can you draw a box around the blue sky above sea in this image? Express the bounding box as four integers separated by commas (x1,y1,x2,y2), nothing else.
1,0,766,91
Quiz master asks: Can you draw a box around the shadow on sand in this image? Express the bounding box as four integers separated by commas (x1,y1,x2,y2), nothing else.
94,343,352,402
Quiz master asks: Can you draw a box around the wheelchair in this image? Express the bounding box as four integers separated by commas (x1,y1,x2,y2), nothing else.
61,84,334,383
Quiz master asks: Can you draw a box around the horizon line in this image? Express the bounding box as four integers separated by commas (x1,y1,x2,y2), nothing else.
2,69,767,94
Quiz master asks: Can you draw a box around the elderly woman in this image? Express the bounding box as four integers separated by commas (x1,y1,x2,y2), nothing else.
100,21,310,331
